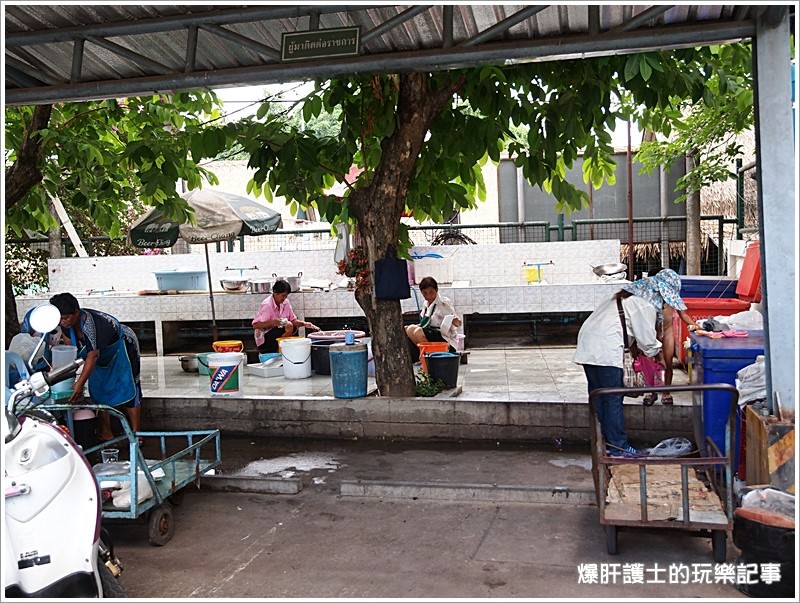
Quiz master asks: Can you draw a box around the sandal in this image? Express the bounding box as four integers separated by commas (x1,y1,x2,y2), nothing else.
642,393,657,407
661,394,674,406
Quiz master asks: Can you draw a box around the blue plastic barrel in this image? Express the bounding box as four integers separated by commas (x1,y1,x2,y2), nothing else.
329,341,368,399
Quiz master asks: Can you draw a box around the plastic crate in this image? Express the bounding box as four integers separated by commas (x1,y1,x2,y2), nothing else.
153,269,208,291
413,257,453,285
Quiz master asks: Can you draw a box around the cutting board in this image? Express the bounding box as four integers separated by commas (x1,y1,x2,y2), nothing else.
137,289,209,295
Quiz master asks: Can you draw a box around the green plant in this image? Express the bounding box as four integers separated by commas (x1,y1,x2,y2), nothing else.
415,370,446,397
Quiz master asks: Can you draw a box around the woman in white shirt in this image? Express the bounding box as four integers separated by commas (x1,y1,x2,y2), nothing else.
573,270,684,456
405,276,461,353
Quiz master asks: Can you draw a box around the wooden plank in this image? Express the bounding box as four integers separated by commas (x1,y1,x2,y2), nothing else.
605,464,727,525
745,404,795,493
745,404,770,485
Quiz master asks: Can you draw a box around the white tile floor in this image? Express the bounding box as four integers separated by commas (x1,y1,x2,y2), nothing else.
140,346,692,404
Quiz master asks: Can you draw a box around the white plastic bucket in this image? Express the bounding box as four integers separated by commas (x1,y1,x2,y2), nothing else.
281,337,312,379
51,345,77,396
208,352,244,396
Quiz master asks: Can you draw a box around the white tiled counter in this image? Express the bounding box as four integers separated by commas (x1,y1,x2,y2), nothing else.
17,281,626,355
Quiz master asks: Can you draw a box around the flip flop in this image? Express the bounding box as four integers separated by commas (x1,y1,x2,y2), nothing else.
642,393,657,407
661,394,674,405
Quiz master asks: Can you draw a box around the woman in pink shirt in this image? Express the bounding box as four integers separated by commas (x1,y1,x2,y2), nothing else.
252,280,319,353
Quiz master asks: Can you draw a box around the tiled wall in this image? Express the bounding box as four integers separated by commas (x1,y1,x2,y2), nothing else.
45,248,339,294
46,239,621,293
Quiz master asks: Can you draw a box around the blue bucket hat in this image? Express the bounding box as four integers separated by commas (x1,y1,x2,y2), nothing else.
622,269,686,312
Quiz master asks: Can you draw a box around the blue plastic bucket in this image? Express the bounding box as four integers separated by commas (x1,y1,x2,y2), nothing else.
329,342,368,399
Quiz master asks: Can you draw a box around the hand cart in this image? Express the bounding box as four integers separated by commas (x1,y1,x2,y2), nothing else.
42,403,222,546
589,383,739,562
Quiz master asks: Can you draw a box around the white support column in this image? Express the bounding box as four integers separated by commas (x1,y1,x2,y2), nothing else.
50,194,89,257
754,12,796,418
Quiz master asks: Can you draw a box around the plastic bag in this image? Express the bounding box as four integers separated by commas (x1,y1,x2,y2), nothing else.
646,437,694,457
112,472,154,508
741,487,795,518
723,309,764,331
632,355,664,387
374,245,411,300
736,356,766,405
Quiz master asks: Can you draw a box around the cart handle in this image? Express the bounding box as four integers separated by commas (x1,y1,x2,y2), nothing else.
588,383,738,406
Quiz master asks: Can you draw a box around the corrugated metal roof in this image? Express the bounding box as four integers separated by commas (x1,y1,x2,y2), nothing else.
3,4,787,105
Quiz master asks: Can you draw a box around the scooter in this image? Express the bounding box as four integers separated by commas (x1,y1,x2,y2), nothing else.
3,303,125,598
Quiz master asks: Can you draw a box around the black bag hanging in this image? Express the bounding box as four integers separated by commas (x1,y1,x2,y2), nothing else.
374,245,411,300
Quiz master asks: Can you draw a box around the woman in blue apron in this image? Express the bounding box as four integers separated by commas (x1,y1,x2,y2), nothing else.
50,292,142,441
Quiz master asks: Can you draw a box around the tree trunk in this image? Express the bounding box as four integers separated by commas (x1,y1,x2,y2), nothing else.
349,73,464,397
5,104,53,211
5,268,20,348
5,105,55,348
685,151,702,275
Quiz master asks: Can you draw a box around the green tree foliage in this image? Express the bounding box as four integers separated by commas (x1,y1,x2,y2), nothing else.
4,91,224,239
635,44,754,202
5,46,752,392
187,46,750,396
4,91,225,345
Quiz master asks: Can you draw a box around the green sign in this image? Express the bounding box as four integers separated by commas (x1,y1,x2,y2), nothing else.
281,27,360,61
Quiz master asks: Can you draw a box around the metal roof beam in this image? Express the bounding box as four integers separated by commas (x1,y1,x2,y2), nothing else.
86,36,172,74
611,6,673,33
199,24,281,61
185,26,198,73
361,5,432,45
5,6,381,47
71,38,84,82
5,65,47,88
588,6,600,36
461,6,548,47
10,47,64,84
6,20,755,106
442,5,454,48
5,56,60,85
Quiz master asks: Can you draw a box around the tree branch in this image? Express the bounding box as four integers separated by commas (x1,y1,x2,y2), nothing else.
5,104,53,210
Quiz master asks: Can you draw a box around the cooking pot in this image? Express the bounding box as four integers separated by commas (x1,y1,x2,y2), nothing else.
179,355,199,373
220,278,250,293
249,278,273,294
272,272,302,291
591,262,627,277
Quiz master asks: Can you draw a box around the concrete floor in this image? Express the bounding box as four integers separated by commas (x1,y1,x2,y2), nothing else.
140,345,693,405
103,349,760,599
109,435,748,600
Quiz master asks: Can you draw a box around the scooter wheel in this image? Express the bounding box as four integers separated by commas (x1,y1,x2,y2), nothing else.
99,561,127,597
147,502,174,546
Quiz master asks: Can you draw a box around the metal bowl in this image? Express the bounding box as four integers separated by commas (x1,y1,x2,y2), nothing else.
220,278,250,292
591,262,627,277
179,355,199,373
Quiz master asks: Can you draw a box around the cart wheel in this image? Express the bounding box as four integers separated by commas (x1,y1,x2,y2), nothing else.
606,525,618,555
712,530,727,563
147,502,174,546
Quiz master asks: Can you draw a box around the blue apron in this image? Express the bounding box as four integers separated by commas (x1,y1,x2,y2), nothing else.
71,320,136,407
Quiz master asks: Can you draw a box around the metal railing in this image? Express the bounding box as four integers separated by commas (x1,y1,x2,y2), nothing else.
7,215,740,275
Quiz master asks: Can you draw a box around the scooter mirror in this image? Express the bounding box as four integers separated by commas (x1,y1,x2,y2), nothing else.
28,304,61,335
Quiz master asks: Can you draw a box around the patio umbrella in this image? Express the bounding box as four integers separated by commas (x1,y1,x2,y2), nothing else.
129,188,283,339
